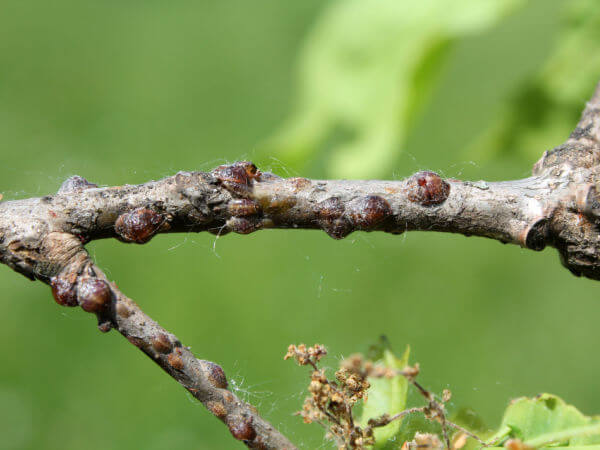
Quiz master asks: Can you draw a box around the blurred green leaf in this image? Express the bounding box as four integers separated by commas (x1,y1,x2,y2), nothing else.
450,407,489,436
263,0,524,178
464,0,600,164
488,394,600,447
360,341,410,448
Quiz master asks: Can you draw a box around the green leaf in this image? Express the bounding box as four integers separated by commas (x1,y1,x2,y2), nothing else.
488,394,600,447
450,407,488,436
262,0,524,178
359,341,410,448
464,0,600,164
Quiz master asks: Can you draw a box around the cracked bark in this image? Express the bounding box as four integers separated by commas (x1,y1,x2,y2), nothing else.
1,81,599,449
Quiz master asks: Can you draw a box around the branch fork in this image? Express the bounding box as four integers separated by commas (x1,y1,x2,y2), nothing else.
1,81,600,448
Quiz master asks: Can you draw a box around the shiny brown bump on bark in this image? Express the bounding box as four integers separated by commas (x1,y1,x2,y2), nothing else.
206,401,227,419
322,219,352,239
317,197,344,220
114,208,164,244
204,361,228,389
152,333,172,354
226,217,259,234
317,197,352,239
228,416,256,442
167,353,184,370
77,278,112,313
50,276,78,307
406,171,450,206
228,199,261,217
58,175,98,193
350,195,392,229
212,161,260,196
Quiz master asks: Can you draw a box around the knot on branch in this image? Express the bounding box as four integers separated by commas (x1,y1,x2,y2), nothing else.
533,84,600,177
532,142,600,176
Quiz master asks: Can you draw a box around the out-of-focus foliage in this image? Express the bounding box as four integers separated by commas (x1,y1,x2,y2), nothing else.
265,0,600,178
488,394,600,447
466,0,600,163
264,0,524,178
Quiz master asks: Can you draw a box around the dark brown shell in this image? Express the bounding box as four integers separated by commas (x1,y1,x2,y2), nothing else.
167,353,184,370
78,278,112,313
212,161,260,196
212,161,259,184
349,195,392,229
203,361,228,389
226,217,259,234
406,171,450,206
227,416,256,441
50,276,78,307
152,333,172,354
316,197,352,239
115,208,164,244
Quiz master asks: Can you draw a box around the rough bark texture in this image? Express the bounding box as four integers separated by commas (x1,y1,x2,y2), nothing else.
1,81,600,448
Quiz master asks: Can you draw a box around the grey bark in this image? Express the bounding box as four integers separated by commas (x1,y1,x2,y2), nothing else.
1,81,599,449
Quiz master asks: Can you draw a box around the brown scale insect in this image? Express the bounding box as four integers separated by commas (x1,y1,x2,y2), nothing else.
316,197,352,239
223,391,235,404
114,208,164,244
206,401,227,419
228,199,261,217
227,416,256,442
406,171,450,206
203,361,228,389
226,217,260,234
50,276,78,307
152,333,172,354
77,278,112,313
212,161,261,196
349,195,392,230
167,353,184,370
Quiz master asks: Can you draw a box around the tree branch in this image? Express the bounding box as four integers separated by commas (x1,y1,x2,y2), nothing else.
1,81,600,448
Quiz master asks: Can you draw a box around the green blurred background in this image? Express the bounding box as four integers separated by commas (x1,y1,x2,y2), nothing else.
1,0,600,449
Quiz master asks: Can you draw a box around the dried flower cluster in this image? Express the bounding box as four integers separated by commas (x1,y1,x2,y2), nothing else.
285,344,484,450
285,345,375,448
404,432,444,450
